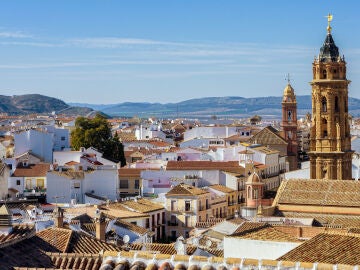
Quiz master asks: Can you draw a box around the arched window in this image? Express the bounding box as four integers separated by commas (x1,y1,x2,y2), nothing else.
288,110,292,121
323,69,327,79
322,97,327,112
247,186,251,199
335,96,339,112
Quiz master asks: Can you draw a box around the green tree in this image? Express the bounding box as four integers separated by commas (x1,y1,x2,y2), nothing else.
71,114,126,166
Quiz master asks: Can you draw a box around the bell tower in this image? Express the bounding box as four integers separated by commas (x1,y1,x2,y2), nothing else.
309,14,353,180
281,77,298,170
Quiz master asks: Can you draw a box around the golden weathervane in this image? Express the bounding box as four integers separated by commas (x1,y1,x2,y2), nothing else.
326,13,333,33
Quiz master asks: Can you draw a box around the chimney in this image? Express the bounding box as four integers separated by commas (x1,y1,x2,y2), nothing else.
53,206,64,228
95,207,106,241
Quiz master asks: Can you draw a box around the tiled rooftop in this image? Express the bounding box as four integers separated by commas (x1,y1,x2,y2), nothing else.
279,211,360,228
114,219,149,235
118,168,142,177
208,184,235,194
166,183,209,196
129,242,197,255
275,179,360,207
166,161,240,171
118,198,164,213
248,126,287,145
0,224,35,246
12,163,50,177
278,232,360,265
233,226,301,243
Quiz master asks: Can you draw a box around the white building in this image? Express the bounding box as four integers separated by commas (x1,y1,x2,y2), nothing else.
46,164,118,204
14,126,70,163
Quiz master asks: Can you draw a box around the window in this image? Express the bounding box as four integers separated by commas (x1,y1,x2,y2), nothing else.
185,201,191,211
131,221,137,225
74,182,80,189
134,179,139,189
185,216,190,227
61,136,66,141
120,180,129,189
171,200,176,211
185,231,189,238
323,69,327,79
145,218,150,228
288,110,292,121
16,180,21,186
322,97,327,112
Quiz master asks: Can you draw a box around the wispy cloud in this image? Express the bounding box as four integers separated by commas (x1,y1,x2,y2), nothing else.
0,41,62,47
0,31,32,38
68,37,184,48
0,62,91,69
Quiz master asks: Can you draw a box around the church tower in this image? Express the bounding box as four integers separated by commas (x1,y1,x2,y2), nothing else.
281,79,298,170
309,15,353,180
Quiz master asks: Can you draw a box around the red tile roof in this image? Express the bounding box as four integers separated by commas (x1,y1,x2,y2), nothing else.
166,161,240,170
12,163,50,177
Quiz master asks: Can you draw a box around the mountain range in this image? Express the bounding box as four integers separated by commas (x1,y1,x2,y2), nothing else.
1,94,360,119
69,95,360,119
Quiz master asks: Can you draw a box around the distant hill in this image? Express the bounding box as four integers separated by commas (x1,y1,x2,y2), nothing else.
0,94,94,116
4,94,360,119
71,95,360,119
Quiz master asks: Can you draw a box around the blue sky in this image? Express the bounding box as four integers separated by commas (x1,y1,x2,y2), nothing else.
0,1,359,104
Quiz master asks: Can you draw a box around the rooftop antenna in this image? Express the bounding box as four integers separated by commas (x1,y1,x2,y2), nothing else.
285,73,291,84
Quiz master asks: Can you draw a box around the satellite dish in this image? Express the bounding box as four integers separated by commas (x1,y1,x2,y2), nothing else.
206,240,212,248
123,235,130,244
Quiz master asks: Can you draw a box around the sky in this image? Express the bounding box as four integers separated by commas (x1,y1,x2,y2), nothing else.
0,1,359,104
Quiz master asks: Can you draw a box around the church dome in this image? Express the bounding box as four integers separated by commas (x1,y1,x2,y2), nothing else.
246,172,262,184
319,33,339,62
283,84,296,102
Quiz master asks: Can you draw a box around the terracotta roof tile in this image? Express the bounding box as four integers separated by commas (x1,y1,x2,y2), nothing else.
114,219,149,235
233,226,301,242
278,232,360,265
118,168,142,177
166,161,240,171
0,224,35,246
209,184,235,193
12,163,50,177
116,198,164,213
166,183,209,196
248,126,287,145
275,179,360,207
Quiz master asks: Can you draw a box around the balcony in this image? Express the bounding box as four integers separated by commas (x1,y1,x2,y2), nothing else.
23,188,46,197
